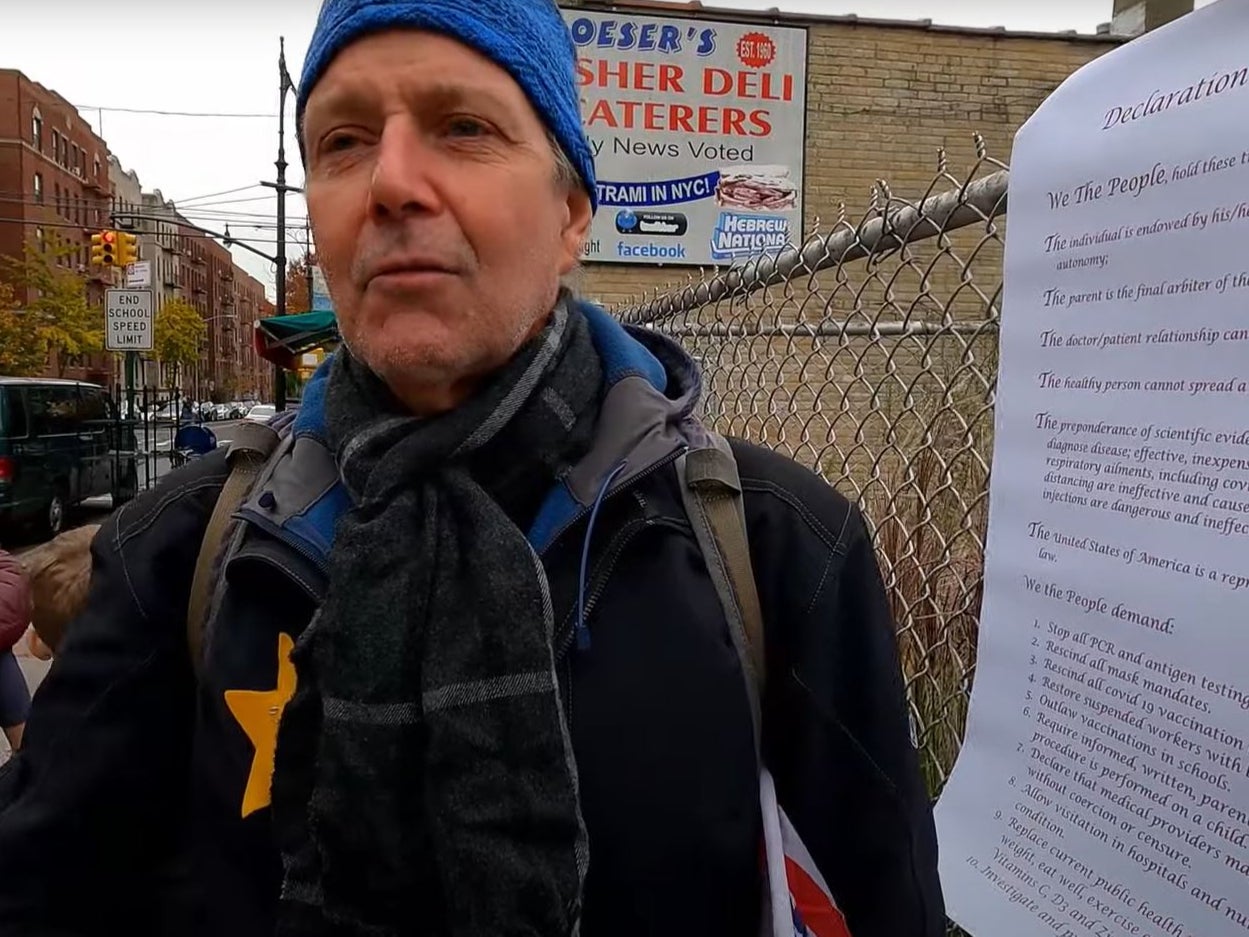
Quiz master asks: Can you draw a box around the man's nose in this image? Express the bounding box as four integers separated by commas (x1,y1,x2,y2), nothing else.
368,118,443,221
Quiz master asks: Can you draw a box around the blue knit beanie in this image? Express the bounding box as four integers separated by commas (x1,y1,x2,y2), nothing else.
296,0,597,209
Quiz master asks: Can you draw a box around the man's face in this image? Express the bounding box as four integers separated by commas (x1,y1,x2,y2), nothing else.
302,31,593,410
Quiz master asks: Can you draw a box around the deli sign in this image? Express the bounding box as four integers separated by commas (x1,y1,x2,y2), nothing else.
562,10,808,267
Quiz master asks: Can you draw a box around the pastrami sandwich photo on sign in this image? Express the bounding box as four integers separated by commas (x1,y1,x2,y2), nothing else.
715,165,799,212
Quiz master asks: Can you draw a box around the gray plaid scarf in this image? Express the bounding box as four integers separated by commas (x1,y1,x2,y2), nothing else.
271,299,602,937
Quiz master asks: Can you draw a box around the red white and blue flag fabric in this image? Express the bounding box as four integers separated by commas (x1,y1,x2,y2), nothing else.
759,769,853,937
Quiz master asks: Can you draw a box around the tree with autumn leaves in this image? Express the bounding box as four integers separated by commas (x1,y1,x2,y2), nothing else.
153,297,207,391
0,278,46,376
284,253,315,316
0,235,103,377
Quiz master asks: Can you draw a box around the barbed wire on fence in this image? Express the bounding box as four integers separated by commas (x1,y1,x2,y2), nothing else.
612,137,1009,803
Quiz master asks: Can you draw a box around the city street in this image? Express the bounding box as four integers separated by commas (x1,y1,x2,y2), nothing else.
0,419,250,765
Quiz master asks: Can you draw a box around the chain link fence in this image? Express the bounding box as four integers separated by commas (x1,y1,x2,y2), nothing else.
615,139,1008,805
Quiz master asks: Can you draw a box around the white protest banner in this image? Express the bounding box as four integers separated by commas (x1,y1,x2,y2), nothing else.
935,2,1249,936
561,9,807,267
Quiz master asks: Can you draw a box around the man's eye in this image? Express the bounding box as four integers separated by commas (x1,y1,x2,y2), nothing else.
446,118,490,138
322,132,361,153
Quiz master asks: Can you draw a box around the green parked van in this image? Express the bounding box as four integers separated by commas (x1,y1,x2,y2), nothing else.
0,378,138,540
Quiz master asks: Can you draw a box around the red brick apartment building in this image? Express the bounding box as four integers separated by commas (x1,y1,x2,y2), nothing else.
1,68,272,398
0,69,117,384
179,224,271,401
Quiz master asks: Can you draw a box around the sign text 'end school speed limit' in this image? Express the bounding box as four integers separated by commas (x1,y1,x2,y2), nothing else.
105,288,154,352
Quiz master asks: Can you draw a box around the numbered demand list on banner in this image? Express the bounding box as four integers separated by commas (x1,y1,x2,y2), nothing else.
935,2,1249,936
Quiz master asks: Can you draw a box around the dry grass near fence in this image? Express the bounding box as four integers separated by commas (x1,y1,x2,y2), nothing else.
867,445,986,795
858,333,996,795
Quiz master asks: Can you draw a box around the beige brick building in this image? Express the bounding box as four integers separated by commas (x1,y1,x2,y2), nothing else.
563,1,1124,308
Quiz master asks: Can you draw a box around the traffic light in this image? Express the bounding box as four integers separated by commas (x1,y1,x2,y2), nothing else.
117,231,139,266
91,230,118,266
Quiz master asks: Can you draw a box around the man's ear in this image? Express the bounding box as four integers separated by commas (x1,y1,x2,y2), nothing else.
558,187,594,276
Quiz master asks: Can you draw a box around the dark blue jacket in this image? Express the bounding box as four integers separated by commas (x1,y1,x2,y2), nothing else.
0,303,943,936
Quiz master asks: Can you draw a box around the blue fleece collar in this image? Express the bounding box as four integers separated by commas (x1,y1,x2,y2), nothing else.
292,301,665,441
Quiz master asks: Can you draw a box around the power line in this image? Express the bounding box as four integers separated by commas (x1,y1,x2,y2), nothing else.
176,185,269,204
76,105,278,119
176,195,281,209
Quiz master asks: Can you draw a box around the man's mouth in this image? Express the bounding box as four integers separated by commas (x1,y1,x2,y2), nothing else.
366,257,456,288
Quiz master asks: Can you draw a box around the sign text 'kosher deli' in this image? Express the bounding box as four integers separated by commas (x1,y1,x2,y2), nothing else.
562,11,808,267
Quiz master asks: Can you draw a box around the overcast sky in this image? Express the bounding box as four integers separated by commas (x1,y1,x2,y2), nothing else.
2,0,1209,296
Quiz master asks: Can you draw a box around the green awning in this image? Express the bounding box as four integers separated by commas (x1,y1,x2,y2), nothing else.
256,311,339,366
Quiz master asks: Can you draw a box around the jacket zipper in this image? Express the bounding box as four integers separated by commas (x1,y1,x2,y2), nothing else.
555,515,688,724
556,517,652,662
538,445,687,559
558,517,650,728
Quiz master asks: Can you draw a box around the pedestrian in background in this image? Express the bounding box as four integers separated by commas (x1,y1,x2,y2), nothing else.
0,547,32,752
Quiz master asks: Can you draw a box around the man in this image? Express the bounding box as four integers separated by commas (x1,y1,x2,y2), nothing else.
0,1,943,935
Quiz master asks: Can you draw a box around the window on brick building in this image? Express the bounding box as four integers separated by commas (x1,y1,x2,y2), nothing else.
54,183,61,215
31,108,42,149
71,144,79,175
33,173,42,204
35,227,45,253
93,155,100,179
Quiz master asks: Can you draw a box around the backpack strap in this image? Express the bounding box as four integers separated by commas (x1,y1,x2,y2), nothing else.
186,420,282,679
676,432,766,758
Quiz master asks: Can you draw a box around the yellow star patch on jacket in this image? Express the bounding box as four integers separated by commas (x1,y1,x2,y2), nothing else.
225,632,298,818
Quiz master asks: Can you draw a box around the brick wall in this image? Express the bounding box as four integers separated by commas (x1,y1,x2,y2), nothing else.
232,270,270,400
574,16,1121,310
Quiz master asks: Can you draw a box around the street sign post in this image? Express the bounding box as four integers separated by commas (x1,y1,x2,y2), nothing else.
105,288,154,352
106,288,154,422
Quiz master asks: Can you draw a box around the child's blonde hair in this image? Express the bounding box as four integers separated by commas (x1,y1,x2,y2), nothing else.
20,524,100,653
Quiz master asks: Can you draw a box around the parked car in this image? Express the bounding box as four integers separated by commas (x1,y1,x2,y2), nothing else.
0,378,138,539
150,402,182,425
243,403,277,424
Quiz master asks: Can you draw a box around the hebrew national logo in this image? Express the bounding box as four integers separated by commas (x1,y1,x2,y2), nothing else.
710,212,790,262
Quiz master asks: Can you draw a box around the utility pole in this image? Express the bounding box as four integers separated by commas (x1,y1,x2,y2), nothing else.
274,36,292,411
305,222,314,307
